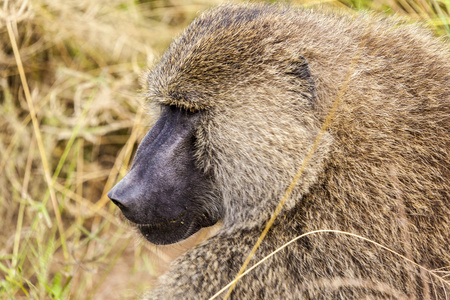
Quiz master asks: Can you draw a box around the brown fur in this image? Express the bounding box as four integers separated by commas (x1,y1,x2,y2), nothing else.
143,4,449,299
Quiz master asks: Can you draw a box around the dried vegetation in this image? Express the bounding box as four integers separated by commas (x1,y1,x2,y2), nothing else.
0,0,448,299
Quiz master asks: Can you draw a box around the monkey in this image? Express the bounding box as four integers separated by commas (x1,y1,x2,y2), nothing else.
107,3,450,299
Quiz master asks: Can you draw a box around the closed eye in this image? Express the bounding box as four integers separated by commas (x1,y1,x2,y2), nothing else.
167,104,199,115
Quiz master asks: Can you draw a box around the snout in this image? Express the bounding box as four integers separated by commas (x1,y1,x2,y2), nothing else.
107,174,141,221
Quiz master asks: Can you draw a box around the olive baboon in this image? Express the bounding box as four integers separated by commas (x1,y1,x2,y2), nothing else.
108,4,450,299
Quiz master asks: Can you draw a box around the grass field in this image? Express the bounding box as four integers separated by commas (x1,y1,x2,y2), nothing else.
0,0,448,299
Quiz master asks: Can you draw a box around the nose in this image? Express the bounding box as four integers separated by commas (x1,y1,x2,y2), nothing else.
107,174,136,213
107,189,125,210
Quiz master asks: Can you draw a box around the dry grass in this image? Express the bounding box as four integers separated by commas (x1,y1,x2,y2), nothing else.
0,0,448,299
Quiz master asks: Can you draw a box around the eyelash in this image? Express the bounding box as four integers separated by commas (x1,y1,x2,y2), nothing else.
167,104,199,114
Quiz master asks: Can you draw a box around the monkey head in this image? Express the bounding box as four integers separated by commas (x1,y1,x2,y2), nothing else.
108,5,331,245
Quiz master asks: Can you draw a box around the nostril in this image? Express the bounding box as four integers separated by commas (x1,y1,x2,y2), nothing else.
107,190,128,211
110,197,126,210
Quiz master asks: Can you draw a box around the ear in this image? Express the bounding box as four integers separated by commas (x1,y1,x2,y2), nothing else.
287,56,316,104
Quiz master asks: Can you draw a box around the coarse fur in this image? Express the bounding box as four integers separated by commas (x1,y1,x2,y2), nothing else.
117,4,449,299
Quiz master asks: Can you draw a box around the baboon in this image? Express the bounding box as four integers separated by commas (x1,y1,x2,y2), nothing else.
108,4,450,299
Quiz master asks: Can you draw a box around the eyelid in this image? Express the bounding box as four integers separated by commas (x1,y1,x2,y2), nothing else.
165,104,200,114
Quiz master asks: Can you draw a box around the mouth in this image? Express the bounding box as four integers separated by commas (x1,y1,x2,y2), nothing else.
131,213,209,245
119,207,220,245
133,212,186,230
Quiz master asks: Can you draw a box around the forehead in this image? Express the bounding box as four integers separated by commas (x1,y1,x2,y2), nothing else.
145,5,298,110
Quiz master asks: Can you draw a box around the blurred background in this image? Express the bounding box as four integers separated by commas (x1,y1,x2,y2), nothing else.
0,0,448,299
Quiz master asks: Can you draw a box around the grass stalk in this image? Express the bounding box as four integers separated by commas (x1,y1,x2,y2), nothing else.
6,20,69,260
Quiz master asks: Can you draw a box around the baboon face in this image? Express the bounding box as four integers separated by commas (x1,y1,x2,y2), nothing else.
108,5,330,244
108,106,221,245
